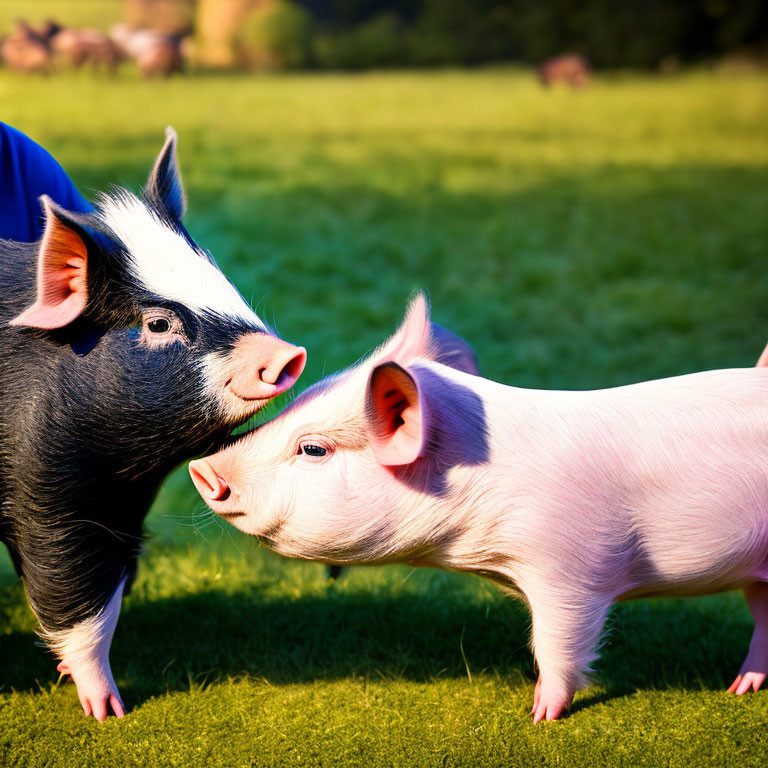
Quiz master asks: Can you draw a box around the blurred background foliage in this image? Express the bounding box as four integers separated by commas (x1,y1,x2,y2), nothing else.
0,0,765,71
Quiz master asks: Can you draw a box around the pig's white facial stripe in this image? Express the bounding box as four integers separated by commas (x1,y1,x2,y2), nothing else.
99,193,265,328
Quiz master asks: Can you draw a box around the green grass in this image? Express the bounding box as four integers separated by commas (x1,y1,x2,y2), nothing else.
0,0,123,35
1,67,768,766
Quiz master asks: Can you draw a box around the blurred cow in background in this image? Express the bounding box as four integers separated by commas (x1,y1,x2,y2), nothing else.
1,18,186,78
1,19,119,75
110,23,184,78
34,20,63,42
1,20,52,74
538,54,591,89
51,27,120,74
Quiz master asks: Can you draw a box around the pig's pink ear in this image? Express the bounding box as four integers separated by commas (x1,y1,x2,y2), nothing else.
9,196,89,330
366,361,428,466
757,342,768,367
378,292,432,363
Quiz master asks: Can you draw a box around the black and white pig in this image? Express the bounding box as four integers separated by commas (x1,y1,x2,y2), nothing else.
0,128,306,721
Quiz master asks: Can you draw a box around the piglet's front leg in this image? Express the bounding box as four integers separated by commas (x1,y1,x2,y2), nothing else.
49,578,126,722
522,577,613,723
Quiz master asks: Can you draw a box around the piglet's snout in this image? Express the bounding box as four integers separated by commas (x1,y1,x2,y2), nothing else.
229,334,306,401
189,458,232,505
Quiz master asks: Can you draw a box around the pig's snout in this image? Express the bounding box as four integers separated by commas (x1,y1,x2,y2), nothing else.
189,458,229,501
189,457,243,517
228,334,306,402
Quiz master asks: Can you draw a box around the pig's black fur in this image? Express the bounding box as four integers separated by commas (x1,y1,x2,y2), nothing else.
0,144,259,638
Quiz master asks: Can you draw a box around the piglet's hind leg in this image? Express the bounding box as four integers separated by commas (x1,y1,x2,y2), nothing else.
728,581,768,695
49,578,126,722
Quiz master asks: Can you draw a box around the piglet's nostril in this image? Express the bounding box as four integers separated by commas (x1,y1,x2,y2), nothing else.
189,459,230,502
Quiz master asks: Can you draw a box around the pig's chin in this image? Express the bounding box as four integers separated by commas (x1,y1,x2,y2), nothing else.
217,388,272,428
236,506,286,542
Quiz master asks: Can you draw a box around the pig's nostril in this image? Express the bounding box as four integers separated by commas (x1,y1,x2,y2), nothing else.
229,338,306,401
260,347,306,392
275,349,306,389
213,485,230,502
189,460,230,502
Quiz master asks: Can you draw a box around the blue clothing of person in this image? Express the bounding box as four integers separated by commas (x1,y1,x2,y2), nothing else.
0,122,92,243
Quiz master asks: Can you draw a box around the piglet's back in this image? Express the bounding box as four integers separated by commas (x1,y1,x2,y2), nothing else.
513,367,768,596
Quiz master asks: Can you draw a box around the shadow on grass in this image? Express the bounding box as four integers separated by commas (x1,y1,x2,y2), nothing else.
1,573,755,715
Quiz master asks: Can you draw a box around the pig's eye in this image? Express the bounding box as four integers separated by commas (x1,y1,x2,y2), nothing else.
296,436,332,461
298,444,327,457
148,318,170,334
139,308,187,348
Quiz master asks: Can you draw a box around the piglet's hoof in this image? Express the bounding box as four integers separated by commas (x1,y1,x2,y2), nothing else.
56,661,125,722
531,676,572,723
727,671,767,695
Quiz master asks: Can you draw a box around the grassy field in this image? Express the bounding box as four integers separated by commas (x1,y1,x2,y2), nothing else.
1,67,768,766
0,0,123,35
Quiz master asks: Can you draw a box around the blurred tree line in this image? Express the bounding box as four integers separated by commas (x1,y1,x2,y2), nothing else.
51,0,767,70
228,0,767,70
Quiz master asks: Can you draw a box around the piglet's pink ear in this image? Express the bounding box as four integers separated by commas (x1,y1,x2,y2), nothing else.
366,361,428,466
9,196,89,330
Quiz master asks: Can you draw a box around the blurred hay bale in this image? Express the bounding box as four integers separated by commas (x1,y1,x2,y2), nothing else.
195,0,243,67
195,0,269,68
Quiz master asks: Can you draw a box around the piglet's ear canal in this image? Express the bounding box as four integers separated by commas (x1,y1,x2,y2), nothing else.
144,126,186,222
9,196,90,330
365,361,429,467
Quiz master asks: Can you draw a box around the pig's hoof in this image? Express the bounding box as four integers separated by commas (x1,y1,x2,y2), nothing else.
76,684,126,722
79,692,125,723
57,665,126,722
531,679,572,723
727,672,766,695
530,677,542,714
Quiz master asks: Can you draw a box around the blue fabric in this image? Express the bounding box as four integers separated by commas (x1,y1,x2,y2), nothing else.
0,122,93,243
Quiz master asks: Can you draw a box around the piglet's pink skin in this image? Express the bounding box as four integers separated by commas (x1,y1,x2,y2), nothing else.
191,294,768,722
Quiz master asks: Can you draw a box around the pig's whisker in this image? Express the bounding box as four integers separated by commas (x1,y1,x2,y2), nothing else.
209,511,245,556
254,291,271,319
190,505,222,542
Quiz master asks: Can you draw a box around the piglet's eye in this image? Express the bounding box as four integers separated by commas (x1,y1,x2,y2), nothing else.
299,444,327,457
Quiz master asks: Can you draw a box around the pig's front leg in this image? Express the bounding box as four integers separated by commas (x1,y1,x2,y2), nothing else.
521,578,613,723
48,577,127,722
728,581,768,695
